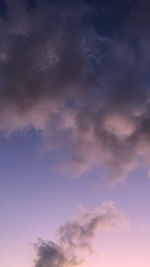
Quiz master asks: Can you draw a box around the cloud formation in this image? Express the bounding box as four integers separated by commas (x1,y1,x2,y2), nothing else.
34,202,122,267
1,0,150,181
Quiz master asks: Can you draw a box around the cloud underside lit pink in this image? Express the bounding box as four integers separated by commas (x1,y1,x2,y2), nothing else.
1,0,150,182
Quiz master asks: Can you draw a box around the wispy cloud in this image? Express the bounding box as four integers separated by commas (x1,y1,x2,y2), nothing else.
34,202,128,266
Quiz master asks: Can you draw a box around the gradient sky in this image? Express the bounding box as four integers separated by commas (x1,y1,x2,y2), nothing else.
1,0,150,267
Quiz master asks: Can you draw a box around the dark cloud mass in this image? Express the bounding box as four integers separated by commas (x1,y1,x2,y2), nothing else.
34,202,120,267
1,0,150,182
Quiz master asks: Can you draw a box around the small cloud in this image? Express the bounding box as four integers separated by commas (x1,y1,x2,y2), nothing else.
34,202,128,267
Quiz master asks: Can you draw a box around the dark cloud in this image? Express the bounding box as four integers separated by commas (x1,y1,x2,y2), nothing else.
0,0,150,182
124,0,150,40
34,202,121,267
34,240,66,267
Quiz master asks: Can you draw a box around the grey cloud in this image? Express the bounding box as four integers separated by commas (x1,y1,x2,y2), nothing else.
124,0,150,40
1,0,150,182
34,240,66,267
34,202,119,267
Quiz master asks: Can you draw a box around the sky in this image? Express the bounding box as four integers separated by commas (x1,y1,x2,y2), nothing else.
1,0,150,266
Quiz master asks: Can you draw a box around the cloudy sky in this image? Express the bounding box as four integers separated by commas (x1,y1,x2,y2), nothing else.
1,0,150,266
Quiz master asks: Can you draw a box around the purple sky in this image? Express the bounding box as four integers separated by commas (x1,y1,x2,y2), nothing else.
1,131,150,266
0,0,150,266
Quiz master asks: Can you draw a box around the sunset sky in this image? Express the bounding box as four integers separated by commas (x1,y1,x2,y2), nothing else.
1,0,150,266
